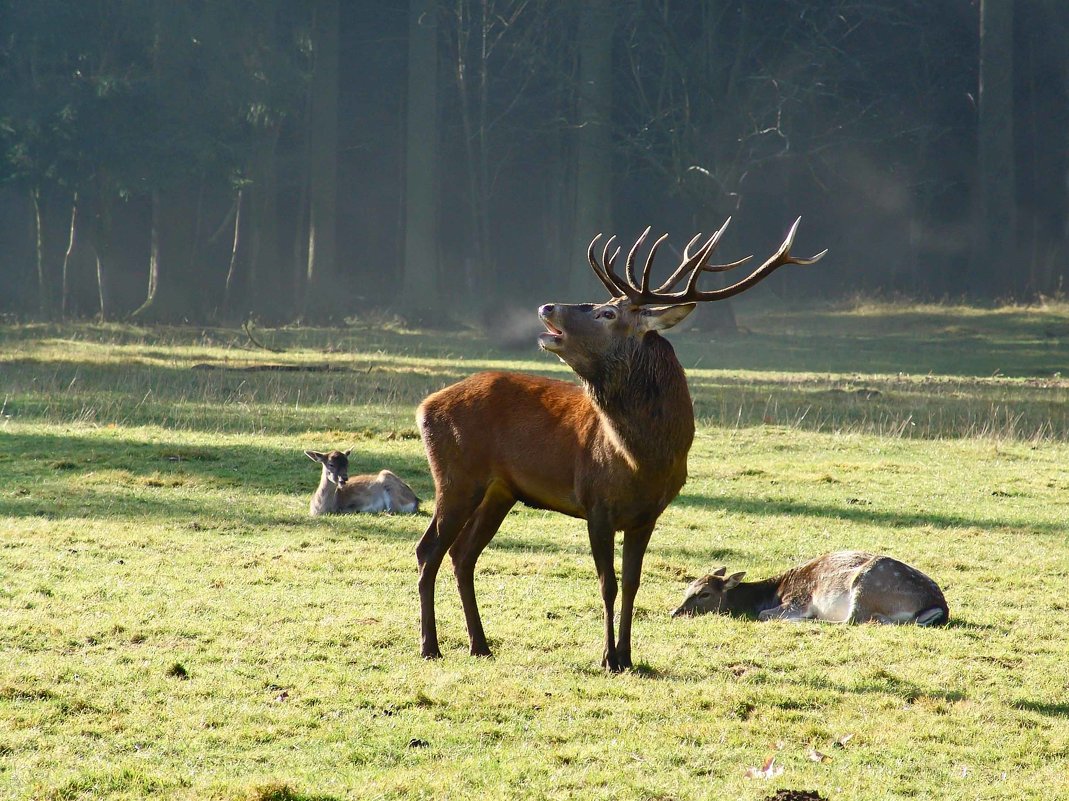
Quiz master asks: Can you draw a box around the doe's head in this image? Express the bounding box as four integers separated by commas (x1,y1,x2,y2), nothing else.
305,449,352,487
671,567,746,617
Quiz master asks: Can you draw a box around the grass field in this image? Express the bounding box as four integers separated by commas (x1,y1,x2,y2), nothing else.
1,301,1068,800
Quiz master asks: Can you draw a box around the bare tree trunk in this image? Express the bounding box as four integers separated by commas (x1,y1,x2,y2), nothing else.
31,187,50,319
223,188,245,313
248,125,284,321
974,0,1017,299
132,190,162,319
188,178,205,316
94,249,109,322
292,89,312,311
569,0,614,297
61,193,78,319
402,0,440,311
304,0,341,318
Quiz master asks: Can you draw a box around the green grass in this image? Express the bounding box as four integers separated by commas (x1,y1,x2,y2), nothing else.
1,301,1068,800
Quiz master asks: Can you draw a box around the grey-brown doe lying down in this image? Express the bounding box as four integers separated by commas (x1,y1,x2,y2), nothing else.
305,449,420,516
672,551,948,625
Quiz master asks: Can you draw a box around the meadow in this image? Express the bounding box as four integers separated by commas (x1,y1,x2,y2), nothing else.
1,301,1068,800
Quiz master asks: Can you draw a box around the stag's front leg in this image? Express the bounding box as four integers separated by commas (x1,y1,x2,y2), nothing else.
617,523,655,670
587,515,620,672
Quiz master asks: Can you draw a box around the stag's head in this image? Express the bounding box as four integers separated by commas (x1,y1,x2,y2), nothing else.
538,218,826,379
671,567,747,617
305,449,352,487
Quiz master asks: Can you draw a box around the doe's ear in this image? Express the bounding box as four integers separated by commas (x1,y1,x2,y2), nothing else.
712,566,728,577
640,303,696,333
723,571,746,590
343,449,352,457
305,450,325,463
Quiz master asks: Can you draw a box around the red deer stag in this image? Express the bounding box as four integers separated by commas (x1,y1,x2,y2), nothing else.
416,218,825,670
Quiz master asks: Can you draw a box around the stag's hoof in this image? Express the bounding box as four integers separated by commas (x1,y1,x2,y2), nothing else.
602,652,623,673
470,645,493,658
421,647,443,660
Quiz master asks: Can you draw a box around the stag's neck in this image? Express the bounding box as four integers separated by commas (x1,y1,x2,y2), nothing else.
309,473,339,515
724,577,783,617
584,332,695,468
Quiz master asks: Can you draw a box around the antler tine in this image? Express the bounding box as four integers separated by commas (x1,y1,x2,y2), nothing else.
654,216,733,293
703,254,754,273
682,232,705,262
602,236,641,302
668,217,826,304
587,234,626,298
624,226,652,290
640,233,670,294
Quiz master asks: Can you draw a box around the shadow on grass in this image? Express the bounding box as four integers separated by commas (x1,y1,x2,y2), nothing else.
0,428,429,490
243,783,343,801
1013,700,1069,717
675,491,1064,535
943,616,1006,633
0,429,431,533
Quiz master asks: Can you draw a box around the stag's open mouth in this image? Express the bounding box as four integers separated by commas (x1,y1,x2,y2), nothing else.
538,318,564,350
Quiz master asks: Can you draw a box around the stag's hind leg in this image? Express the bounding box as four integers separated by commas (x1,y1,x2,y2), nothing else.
416,490,483,659
449,482,515,657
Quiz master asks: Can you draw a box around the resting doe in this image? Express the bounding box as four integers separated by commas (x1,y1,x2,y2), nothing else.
672,551,948,625
305,449,419,516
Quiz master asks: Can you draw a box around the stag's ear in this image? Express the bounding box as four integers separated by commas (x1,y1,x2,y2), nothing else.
305,450,325,463
343,449,352,457
640,303,696,332
723,572,746,590
712,566,728,577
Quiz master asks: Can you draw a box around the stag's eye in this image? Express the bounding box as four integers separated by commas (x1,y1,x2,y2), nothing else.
697,591,710,599
598,309,616,320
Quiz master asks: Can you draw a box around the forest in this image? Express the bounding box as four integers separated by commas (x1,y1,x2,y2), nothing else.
1,0,1065,324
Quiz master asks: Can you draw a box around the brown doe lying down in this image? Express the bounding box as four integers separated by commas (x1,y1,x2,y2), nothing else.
672,551,948,625
305,449,420,516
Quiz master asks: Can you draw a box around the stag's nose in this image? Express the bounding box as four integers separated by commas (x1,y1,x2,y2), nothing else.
671,605,685,618
538,304,554,318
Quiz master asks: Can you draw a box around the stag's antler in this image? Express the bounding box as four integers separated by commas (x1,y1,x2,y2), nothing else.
587,218,827,305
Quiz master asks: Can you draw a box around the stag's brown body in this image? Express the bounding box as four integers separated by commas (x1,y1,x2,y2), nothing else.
415,218,825,670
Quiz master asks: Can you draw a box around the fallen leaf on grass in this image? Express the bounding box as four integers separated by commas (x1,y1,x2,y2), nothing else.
834,733,854,748
745,756,784,780
807,748,832,763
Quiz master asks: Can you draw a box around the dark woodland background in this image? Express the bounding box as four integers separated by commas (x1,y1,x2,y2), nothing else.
0,1,1064,324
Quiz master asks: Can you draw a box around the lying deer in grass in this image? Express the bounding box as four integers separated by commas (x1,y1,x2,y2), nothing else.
416,218,825,670
671,551,948,625
305,450,419,516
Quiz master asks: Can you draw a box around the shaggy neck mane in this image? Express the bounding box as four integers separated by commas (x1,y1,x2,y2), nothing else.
582,331,694,467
